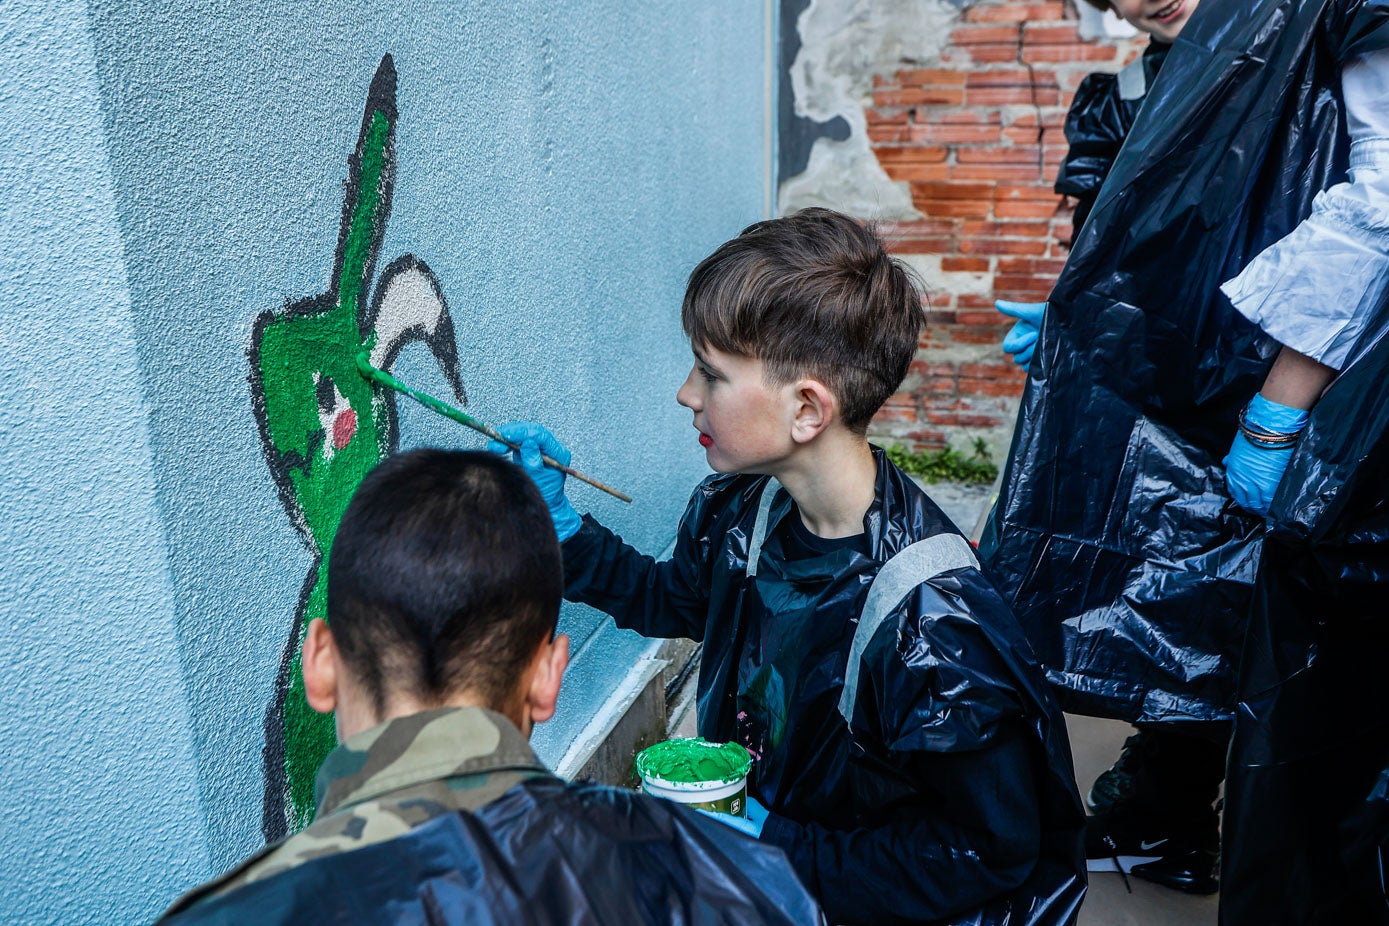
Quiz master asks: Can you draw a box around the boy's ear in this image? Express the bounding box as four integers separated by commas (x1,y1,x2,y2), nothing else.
301,618,339,715
524,632,570,730
788,379,837,444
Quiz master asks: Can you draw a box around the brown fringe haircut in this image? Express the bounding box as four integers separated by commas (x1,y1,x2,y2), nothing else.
682,207,925,433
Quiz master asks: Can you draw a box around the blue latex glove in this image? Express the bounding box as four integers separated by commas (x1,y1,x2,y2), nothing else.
487,421,582,541
697,797,768,839
1223,394,1309,516
997,300,1046,367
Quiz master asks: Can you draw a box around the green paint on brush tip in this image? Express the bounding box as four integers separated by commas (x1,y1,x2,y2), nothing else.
637,738,752,785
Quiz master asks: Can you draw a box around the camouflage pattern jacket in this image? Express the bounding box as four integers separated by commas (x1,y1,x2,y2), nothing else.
159,707,827,925
161,707,552,913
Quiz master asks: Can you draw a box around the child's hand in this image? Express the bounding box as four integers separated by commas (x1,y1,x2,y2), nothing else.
997,300,1046,367
696,799,767,839
1223,394,1308,516
488,421,583,541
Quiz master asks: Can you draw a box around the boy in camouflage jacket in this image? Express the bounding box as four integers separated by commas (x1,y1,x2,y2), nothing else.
158,449,822,925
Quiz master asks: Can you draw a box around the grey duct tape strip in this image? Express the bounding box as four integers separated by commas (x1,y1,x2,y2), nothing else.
838,534,981,723
1118,56,1148,101
746,479,782,577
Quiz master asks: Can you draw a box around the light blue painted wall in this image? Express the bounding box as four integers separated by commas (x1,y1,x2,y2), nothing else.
0,0,768,921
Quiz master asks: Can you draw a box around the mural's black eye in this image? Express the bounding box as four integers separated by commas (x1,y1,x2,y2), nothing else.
315,374,337,413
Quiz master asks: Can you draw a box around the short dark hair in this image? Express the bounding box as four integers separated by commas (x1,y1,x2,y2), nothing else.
326,449,562,713
681,207,924,432
1078,0,1111,11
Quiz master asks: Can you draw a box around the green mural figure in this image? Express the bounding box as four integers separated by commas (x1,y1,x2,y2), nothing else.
250,54,466,839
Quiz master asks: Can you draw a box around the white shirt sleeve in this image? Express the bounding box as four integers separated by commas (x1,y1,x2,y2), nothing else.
1220,48,1389,370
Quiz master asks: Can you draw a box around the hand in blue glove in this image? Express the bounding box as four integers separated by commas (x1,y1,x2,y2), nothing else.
1223,393,1309,516
487,421,582,541
996,300,1046,367
697,797,768,839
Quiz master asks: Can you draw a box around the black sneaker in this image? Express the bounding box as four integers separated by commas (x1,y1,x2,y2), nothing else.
1087,732,1142,813
1085,807,1220,895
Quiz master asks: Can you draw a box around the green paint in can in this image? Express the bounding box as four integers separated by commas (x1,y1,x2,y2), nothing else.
636,738,753,816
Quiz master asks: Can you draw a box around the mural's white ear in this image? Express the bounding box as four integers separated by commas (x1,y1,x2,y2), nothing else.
366,258,466,405
301,619,339,715
368,263,446,366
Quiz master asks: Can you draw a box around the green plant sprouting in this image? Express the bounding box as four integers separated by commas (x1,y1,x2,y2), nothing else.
877,437,999,484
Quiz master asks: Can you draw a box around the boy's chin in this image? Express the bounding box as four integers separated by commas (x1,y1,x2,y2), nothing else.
706,455,772,478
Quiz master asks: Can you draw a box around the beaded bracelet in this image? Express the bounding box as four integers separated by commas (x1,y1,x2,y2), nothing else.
1237,403,1304,449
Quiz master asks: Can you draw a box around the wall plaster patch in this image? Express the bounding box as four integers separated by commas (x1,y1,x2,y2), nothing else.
779,0,961,219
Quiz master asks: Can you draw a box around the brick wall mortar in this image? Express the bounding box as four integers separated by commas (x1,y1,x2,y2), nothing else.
866,0,1145,460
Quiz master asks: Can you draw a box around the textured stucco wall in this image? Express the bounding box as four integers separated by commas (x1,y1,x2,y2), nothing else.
0,3,214,921
0,0,769,921
778,0,960,218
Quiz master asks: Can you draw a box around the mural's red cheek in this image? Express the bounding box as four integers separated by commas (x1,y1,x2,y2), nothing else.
333,408,358,450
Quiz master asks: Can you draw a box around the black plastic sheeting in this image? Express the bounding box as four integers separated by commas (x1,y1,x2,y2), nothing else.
980,0,1389,725
979,0,1389,921
161,776,827,925
563,450,1085,925
1225,538,1389,924
1053,42,1169,236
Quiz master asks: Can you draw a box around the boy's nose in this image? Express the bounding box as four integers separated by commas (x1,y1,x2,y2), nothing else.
676,370,700,410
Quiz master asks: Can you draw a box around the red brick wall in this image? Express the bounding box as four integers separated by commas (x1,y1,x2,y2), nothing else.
867,0,1145,456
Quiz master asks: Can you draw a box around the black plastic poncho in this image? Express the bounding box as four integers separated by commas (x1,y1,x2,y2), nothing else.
1054,41,1170,236
563,450,1085,925
980,0,1389,725
160,776,826,925
977,0,1389,920
1222,6,1389,909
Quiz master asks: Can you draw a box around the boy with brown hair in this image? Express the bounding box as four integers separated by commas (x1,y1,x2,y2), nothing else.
158,449,823,925
492,208,1086,925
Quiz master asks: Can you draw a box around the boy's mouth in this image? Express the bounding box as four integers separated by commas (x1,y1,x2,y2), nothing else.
698,433,713,448
1152,0,1184,24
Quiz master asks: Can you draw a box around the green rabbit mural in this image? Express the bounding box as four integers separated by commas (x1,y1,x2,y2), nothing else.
249,55,467,837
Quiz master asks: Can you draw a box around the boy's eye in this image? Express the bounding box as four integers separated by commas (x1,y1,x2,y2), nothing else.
698,364,717,382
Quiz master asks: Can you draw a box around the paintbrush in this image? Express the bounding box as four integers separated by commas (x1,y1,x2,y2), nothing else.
355,352,632,503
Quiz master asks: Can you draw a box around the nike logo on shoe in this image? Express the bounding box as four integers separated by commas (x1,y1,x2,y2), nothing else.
1140,838,1169,851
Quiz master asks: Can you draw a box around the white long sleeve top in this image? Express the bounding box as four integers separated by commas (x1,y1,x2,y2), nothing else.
1221,48,1389,370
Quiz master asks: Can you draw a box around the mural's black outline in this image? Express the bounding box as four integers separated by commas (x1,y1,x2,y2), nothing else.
366,253,467,452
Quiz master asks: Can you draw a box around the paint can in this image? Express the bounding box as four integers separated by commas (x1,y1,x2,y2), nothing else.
635,738,753,816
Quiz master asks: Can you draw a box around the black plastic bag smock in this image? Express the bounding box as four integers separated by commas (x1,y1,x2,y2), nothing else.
1224,524,1389,924
563,449,1085,926
1054,41,1169,235
1221,5,1389,907
979,0,1389,725
161,776,826,925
